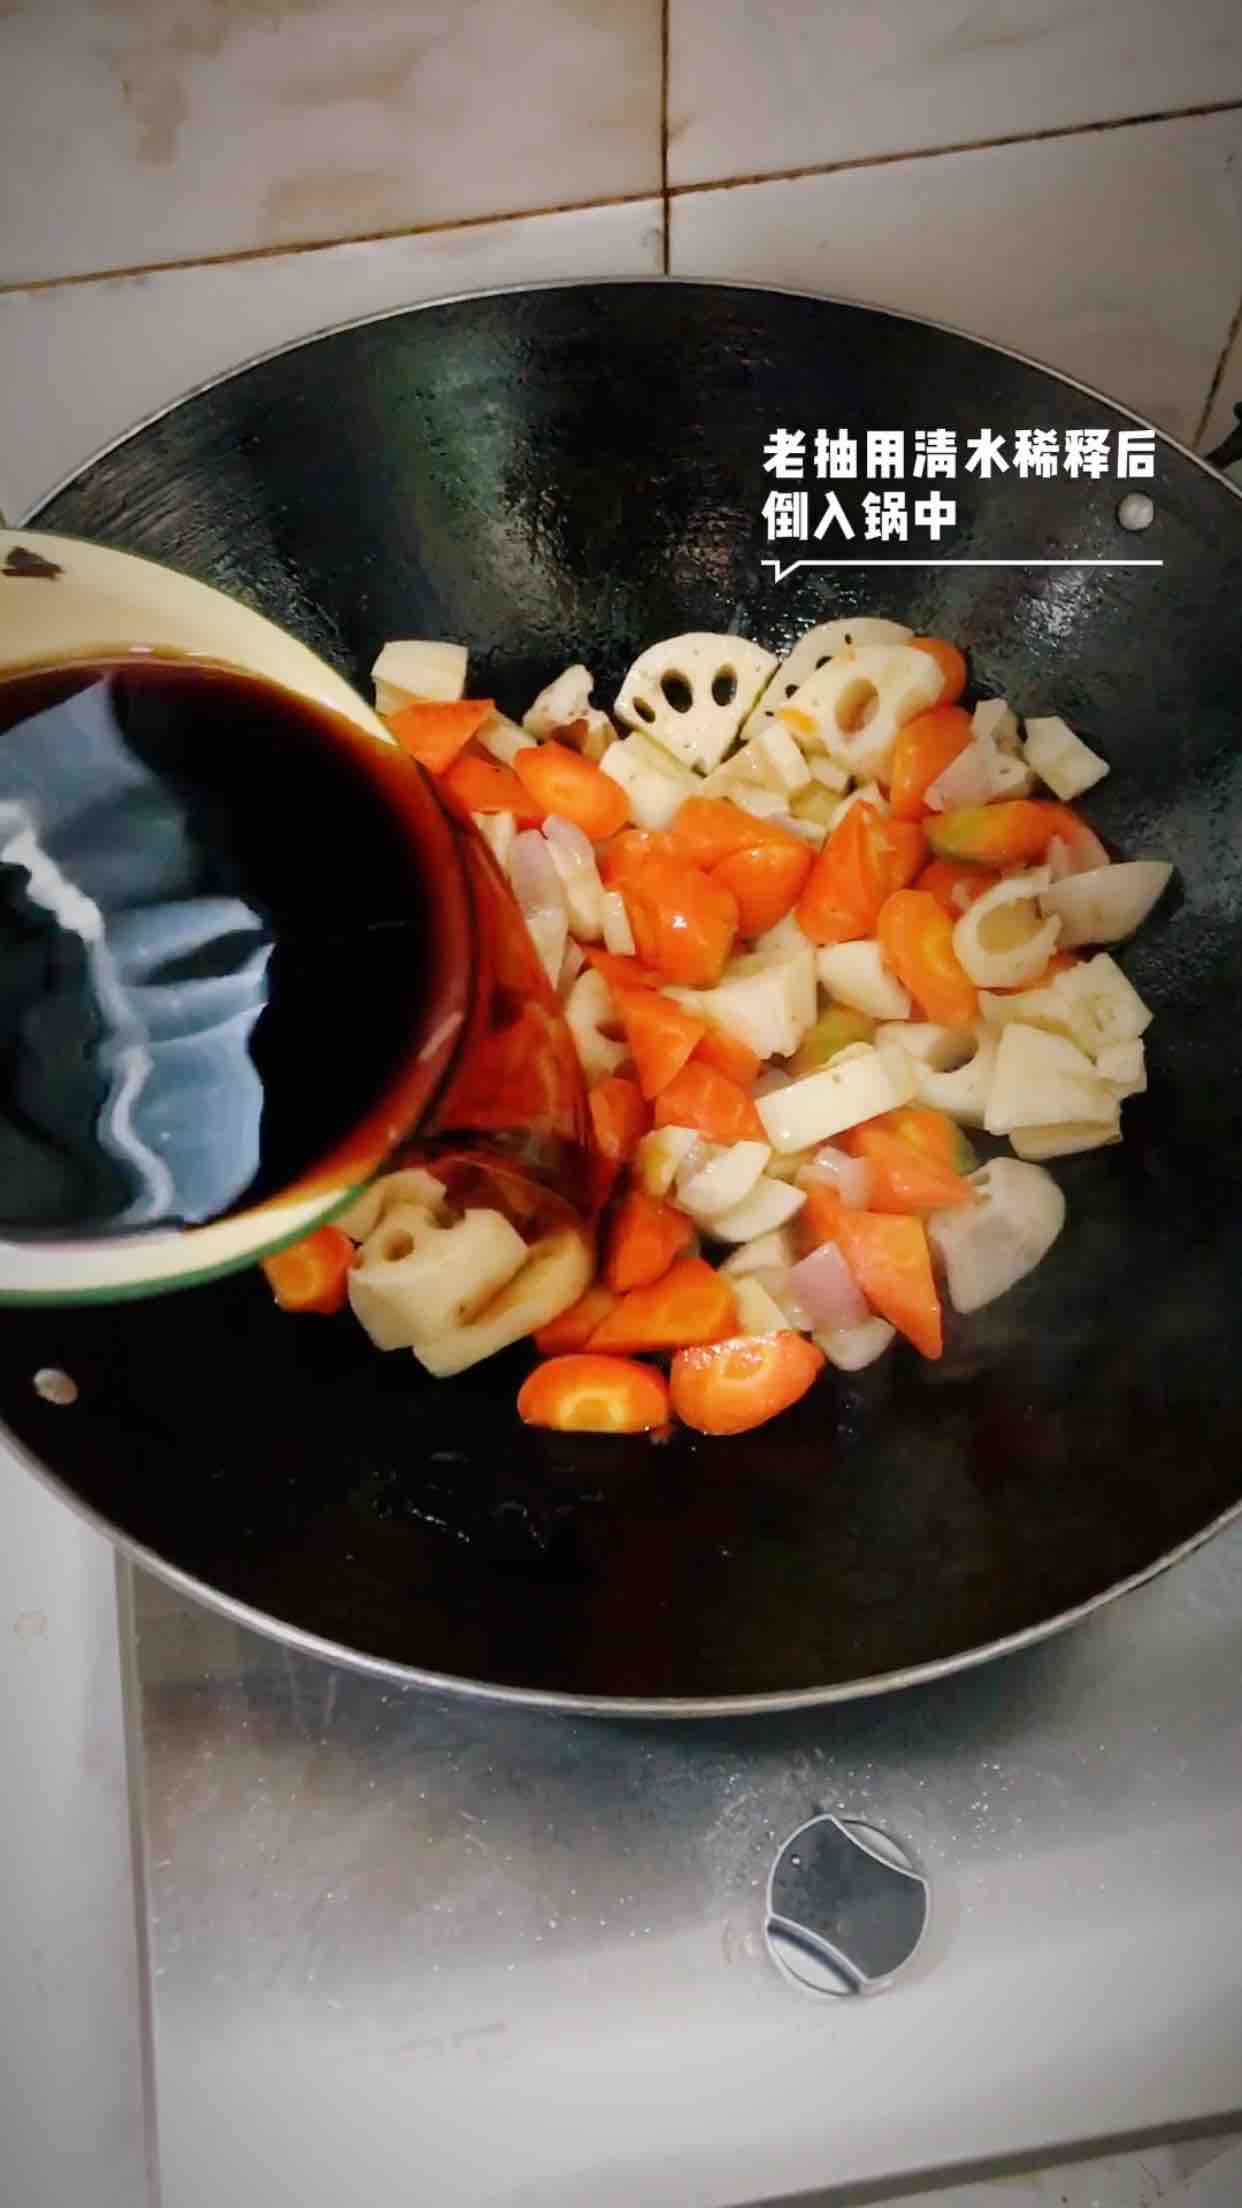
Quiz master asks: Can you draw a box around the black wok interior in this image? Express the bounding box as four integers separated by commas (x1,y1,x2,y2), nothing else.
4,282,1242,1706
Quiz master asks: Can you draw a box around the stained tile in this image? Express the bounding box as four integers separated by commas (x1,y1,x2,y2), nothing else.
669,0,1242,188
670,110,1242,444
0,0,662,284
0,199,663,521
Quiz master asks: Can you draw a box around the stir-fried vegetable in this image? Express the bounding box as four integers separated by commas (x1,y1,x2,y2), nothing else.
670,1332,824,1435
386,696,495,774
262,1225,354,1314
519,1354,670,1433
603,1189,695,1293
876,890,979,1027
266,613,1172,1441
889,706,972,820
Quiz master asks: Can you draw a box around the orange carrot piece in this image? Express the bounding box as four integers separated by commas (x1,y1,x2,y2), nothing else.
518,1353,670,1434
652,1061,766,1144
888,706,973,820
583,947,663,993
668,795,803,870
587,1075,650,1165
796,803,926,945
883,821,928,891
845,1126,976,1215
909,636,967,704
622,855,738,987
385,697,494,775
613,987,706,1100
261,1224,354,1315
670,1331,824,1436
797,1184,845,1254
693,1022,762,1089
534,1281,621,1356
588,1257,737,1354
603,1189,696,1294
876,889,978,1027
916,857,1001,916
863,1104,978,1176
712,838,813,937
513,741,630,842
796,801,883,945
443,751,546,825
925,798,1097,869
832,1211,943,1360
598,828,676,888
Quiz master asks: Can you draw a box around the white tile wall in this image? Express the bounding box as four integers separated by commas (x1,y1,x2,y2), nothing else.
0,0,662,284
2,0,1240,494
668,0,1242,187
0,199,664,522
669,109,1242,447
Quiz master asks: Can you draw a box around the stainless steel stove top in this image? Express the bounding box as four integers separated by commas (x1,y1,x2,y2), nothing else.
4,1453,1241,2208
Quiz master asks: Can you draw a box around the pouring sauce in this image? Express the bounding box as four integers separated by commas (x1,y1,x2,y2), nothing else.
0,659,435,1241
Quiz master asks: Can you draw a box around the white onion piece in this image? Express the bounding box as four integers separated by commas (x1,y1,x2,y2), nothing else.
719,1228,798,1279
748,1267,815,1333
510,830,569,986
600,888,636,956
787,1241,870,1332
543,814,604,940
510,827,565,916
798,1143,871,1207
543,812,594,867
709,1177,806,1244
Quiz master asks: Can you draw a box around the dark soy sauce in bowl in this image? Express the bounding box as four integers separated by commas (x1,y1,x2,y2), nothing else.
0,660,439,1242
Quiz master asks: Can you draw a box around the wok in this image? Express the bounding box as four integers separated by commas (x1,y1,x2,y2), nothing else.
4,280,1241,1713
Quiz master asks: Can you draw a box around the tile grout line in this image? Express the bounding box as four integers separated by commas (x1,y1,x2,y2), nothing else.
668,94,1242,199
1193,286,1242,449
3,93,1239,302
0,188,664,298
659,0,671,274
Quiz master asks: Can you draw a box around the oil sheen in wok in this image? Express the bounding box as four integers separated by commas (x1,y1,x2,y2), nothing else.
0,659,430,1241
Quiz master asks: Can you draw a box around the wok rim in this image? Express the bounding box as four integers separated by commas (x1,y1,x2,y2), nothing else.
9,274,1241,1714
16,274,1242,530
6,1411,1241,1715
